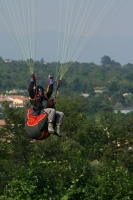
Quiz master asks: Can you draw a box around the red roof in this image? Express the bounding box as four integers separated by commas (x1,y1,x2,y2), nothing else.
0,120,5,125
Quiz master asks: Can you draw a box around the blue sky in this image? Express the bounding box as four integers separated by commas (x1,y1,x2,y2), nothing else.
0,0,132,65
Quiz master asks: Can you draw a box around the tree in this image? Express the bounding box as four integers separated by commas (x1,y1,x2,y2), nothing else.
40,58,44,63
0,102,34,195
108,81,119,93
111,92,125,105
1,97,133,199
101,55,121,66
101,55,112,65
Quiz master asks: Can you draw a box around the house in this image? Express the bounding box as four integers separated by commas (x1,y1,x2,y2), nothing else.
80,93,89,98
5,59,12,63
0,94,13,107
94,90,104,93
44,62,50,65
8,95,29,107
0,94,29,108
123,93,132,97
0,119,5,126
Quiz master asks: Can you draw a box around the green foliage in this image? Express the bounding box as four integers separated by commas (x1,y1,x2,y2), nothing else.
101,55,121,66
0,58,133,109
1,91,133,199
0,56,133,115
92,161,133,200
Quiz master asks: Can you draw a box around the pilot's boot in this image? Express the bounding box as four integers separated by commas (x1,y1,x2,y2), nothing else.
48,123,54,134
55,125,62,137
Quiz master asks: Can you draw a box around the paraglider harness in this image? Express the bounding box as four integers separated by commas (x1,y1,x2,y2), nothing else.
24,103,48,140
24,78,62,140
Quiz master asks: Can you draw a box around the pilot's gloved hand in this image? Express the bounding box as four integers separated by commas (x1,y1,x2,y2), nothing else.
31,74,36,82
48,75,54,85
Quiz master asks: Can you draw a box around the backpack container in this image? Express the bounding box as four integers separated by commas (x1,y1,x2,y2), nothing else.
24,103,49,140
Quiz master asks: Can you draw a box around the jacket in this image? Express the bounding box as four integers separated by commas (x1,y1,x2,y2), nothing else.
28,81,54,112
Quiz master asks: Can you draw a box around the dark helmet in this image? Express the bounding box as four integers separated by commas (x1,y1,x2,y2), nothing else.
37,85,44,93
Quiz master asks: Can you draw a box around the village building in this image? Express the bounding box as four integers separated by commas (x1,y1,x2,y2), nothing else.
5,59,12,63
0,94,29,108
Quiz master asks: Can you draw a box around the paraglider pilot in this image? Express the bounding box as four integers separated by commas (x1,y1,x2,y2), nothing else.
28,74,64,137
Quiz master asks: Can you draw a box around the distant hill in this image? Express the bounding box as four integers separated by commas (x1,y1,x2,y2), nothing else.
0,58,132,97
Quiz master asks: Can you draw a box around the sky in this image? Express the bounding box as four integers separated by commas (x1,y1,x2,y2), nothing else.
0,0,132,66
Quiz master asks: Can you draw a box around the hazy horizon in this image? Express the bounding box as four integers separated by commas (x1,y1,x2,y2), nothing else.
0,0,132,66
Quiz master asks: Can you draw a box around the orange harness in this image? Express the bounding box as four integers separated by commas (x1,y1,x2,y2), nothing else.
26,107,49,140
